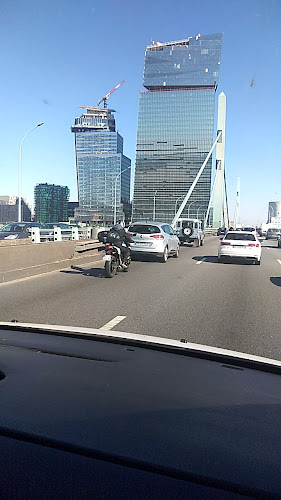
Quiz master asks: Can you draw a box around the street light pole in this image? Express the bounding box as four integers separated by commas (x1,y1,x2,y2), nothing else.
18,122,44,222
153,190,158,221
197,205,202,219
114,166,131,225
187,201,196,219
174,196,184,217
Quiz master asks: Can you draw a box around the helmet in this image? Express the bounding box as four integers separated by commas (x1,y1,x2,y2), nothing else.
113,223,123,231
117,220,125,228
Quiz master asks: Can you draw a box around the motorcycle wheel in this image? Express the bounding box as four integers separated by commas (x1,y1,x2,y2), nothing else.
105,257,118,278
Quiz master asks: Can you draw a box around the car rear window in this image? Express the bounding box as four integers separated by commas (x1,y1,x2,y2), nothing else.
128,225,160,234
225,233,256,241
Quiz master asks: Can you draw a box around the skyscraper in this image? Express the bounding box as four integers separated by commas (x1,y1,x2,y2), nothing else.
71,107,131,225
34,183,69,223
133,33,222,222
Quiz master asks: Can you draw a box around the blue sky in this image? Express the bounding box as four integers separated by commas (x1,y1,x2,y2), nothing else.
1,0,280,224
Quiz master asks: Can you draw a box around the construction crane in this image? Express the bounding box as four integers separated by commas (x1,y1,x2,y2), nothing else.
97,80,125,108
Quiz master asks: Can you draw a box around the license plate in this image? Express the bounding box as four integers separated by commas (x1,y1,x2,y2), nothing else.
103,255,111,261
232,245,246,248
134,242,149,246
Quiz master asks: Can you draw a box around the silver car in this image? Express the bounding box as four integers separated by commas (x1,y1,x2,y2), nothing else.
266,228,281,240
127,222,180,262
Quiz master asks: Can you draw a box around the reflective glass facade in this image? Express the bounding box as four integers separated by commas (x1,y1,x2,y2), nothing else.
34,183,69,223
133,33,222,222
72,107,131,224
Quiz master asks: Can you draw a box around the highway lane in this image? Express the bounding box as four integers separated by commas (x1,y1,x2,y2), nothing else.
1,236,281,359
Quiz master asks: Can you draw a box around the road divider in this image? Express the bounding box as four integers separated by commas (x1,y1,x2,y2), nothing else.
0,239,103,284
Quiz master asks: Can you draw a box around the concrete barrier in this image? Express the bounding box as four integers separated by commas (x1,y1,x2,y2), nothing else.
0,239,103,283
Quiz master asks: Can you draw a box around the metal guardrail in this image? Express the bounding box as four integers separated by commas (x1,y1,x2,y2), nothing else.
204,228,218,235
31,227,93,243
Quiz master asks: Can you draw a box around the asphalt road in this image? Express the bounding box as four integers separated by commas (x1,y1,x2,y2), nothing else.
1,236,281,360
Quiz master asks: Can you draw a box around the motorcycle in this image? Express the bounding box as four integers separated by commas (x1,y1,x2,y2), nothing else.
103,243,131,278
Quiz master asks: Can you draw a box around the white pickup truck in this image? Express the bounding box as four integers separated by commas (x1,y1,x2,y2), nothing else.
175,218,205,247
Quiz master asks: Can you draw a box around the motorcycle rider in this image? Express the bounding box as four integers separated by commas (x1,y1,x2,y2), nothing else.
106,222,134,264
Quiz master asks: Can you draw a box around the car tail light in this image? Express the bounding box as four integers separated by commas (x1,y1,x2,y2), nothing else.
107,245,113,249
150,234,164,239
248,243,256,247
256,244,260,247
127,232,133,236
220,241,231,245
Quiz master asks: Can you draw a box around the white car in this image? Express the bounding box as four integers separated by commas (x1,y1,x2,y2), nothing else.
218,231,261,265
127,222,180,262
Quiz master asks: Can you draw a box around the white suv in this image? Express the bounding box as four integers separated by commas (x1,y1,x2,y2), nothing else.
176,219,204,247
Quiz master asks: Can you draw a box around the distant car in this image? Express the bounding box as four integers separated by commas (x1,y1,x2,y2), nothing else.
175,218,204,246
218,231,261,265
278,234,281,248
127,222,180,262
40,223,80,241
217,227,226,236
266,228,281,240
0,222,42,240
243,226,256,233
256,227,263,237
42,223,76,229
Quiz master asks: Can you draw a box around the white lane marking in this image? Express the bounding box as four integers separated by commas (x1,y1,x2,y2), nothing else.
196,258,206,265
100,316,126,331
277,259,281,266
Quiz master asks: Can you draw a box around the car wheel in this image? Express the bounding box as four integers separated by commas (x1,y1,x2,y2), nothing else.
200,238,204,246
218,256,224,263
194,238,200,247
173,246,179,258
256,259,261,265
160,246,168,263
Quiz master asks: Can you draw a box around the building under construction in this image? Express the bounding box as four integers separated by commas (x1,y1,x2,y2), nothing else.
71,106,131,225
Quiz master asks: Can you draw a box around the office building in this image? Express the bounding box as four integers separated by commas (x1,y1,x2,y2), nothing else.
133,33,222,222
0,196,31,223
34,183,70,223
71,107,131,225
268,201,281,223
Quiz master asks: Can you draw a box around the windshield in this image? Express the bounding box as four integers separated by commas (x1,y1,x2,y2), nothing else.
0,0,280,367
0,223,26,232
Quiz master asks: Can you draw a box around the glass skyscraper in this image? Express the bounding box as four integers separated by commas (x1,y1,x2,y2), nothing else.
34,183,70,223
71,107,131,225
133,33,222,222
